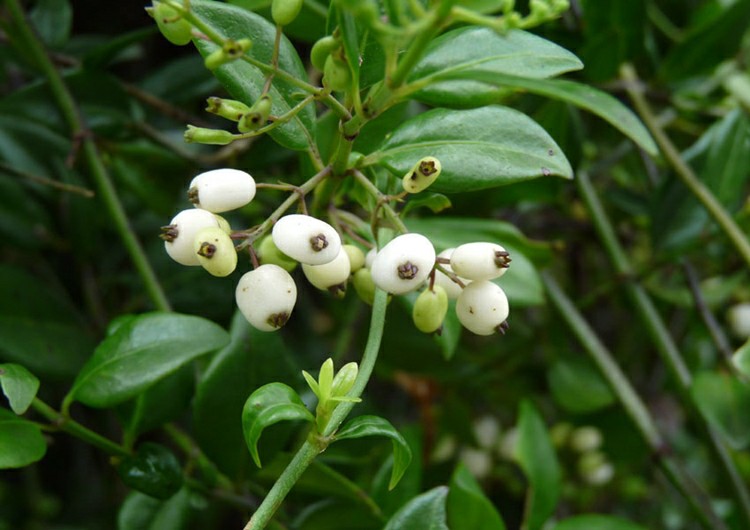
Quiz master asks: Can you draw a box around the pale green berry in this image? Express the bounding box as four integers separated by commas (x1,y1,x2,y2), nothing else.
310,35,337,72
412,286,448,333
323,54,351,92
194,226,237,277
402,156,442,194
188,168,256,213
459,447,492,479
302,248,351,296
205,97,252,122
434,248,468,299
152,1,192,45
352,268,376,306
455,281,509,336
236,265,297,332
569,426,603,453
473,416,501,450
258,235,297,272
727,302,750,339
451,242,511,281
213,214,232,234
370,233,435,295
272,214,341,265
578,452,614,485
162,209,220,266
365,248,377,269
342,245,365,274
271,0,304,26
184,125,234,145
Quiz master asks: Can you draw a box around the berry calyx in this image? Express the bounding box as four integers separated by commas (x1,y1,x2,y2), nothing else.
236,264,297,332
370,233,435,294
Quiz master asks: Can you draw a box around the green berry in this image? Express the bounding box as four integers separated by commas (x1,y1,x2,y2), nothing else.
184,125,234,145
323,54,351,92
152,1,193,46
352,268,376,306
193,226,238,277
412,286,449,334
302,249,351,296
213,214,232,234
238,95,273,132
204,39,252,70
342,244,365,274
271,0,304,26
402,156,442,194
205,97,252,122
258,235,298,272
310,36,337,72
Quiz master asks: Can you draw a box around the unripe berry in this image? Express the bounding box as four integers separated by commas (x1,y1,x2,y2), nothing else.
193,226,237,277
272,214,341,265
370,233,435,295
206,97,252,122
727,302,750,339
342,245,365,274
152,1,192,46
352,268,376,305
188,169,256,213
412,286,449,333
205,39,252,70
434,248,468,299
161,209,220,266
302,248,351,296
402,156,442,194
455,281,509,336
238,95,272,133
323,54,351,92
569,426,603,453
451,242,511,281
257,235,297,272
213,214,232,234
272,0,304,26
310,36,337,72
184,125,234,145
236,265,297,332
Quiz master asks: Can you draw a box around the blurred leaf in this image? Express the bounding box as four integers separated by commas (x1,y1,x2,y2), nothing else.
371,106,572,194
229,0,327,42
548,357,615,414
337,8,360,88
0,363,39,415
401,194,452,216
699,109,750,207
117,488,193,530
734,340,750,378
192,1,316,150
371,426,423,517
68,312,229,408
382,486,449,530
691,371,750,449
447,463,506,530
0,408,47,469
117,443,183,500
29,0,72,48
242,382,314,467
410,27,582,107
553,515,648,530
83,27,157,69
335,415,412,490
293,499,381,530
138,54,219,103
515,400,561,530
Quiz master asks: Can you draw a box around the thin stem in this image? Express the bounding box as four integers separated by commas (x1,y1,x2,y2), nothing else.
0,161,94,198
620,63,750,270
351,169,408,235
31,398,130,458
6,0,171,312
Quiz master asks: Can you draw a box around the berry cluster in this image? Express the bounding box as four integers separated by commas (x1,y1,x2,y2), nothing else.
161,169,512,336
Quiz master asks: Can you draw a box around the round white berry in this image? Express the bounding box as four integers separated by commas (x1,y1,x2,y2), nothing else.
365,248,377,269
450,242,511,281
434,248,469,299
193,226,237,277
188,168,256,213
163,209,220,266
236,265,297,332
302,248,351,295
456,281,509,336
370,233,435,295
272,214,341,265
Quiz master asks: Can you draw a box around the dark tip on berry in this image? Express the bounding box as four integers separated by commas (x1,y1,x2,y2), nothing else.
410,171,417,180
197,242,217,258
267,312,289,328
494,250,511,268
159,224,179,242
310,233,328,252
187,186,200,205
328,283,347,298
397,261,418,280
496,321,509,335
419,160,437,176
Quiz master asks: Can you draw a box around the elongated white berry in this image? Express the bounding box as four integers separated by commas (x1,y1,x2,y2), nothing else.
162,209,220,266
434,248,469,299
370,233,435,294
236,265,297,332
342,245,365,274
188,168,256,213
451,242,511,281
456,281,509,336
193,226,237,277
302,248,351,296
272,214,341,265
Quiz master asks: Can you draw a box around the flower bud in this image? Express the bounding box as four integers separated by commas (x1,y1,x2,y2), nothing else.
205,97,252,122
450,242,511,281
184,125,234,145
236,264,297,331
310,36,338,72
161,209,220,266
238,95,272,132
342,245,365,274
412,286,448,333
402,156,442,194
258,235,297,272
188,168,256,213
272,0,304,26
455,281,509,336
302,248,351,296
193,226,238,277
152,1,192,45
331,362,358,397
204,39,252,70
370,233,435,295
272,214,341,265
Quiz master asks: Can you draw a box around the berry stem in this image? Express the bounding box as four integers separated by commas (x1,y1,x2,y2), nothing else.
351,169,408,236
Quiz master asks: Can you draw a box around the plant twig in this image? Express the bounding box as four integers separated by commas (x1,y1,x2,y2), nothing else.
0,161,94,198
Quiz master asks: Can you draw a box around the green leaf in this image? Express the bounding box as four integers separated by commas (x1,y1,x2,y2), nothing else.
371,426,423,517
734,339,750,379
401,193,452,216
0,363,39,415
191,0,315,151
429,71,657,156
447,463,506,530
335,415,412,490
117,488,194,530
29,0,72,48
409,26,582,107
242,382,314,467
691,371,750,449
369,106,572,194
553,515,648,530
117,443,183,500
548,358,615,414
68,312,229,408
382,486,449,530
0,408,47,469
515,400,561,530
293,499,382,530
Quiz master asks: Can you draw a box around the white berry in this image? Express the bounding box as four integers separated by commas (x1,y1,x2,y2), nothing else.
162,209,220,266
456,281,509,336
302,248,351,295
236,265,297,332
451,242,511,281
272,214,341,265
370,233,435,295
188,168,256,213
434,248,469,299
193,226,237,277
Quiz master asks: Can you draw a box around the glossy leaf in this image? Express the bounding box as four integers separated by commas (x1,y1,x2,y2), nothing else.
447,463,506,530
371,426,423,517
401,193,452,216
191,1,315,151
734,339,750,379
29,0,72,48
691,371,750,449
117,488,193,530
0,408,46,469
383,486,449,530
0,363,39,415
242,382,314,467
370,106,572,194
548,358,615,414
409,26,582,107
68,312,229,408
553,515,648,530
117,443,183,500
515,400,561,530
335,415,412,490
